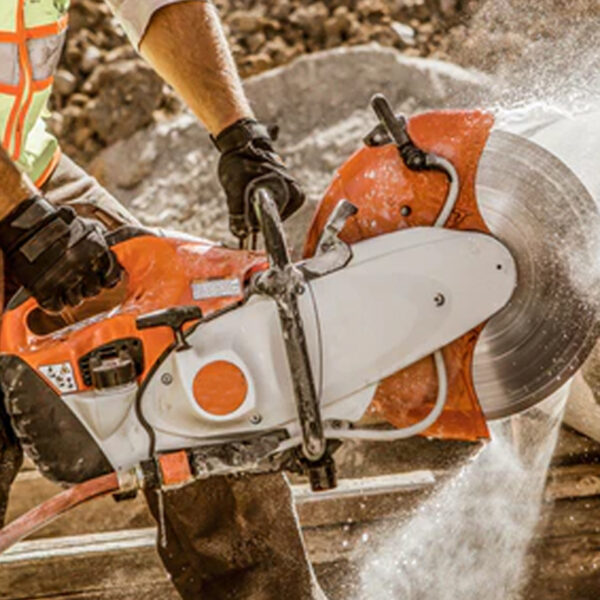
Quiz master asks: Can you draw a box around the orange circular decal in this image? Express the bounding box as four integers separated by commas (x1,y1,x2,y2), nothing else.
193,361,248,416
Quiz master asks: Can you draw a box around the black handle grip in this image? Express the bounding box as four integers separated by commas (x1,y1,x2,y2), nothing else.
370,94,428,170
371,94,411,148
136,305,203,331
252,186,292,271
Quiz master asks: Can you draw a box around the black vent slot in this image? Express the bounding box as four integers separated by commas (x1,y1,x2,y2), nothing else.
79,338,144,387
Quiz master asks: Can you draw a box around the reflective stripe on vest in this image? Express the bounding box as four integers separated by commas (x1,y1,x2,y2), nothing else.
0,0,69,185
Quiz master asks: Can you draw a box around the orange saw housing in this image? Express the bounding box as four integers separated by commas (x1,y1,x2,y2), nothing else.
0,236,268,391
1,110,495,447
305,110,496,441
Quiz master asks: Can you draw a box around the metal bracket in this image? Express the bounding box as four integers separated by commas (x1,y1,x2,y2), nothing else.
250,187,337,491
302,200,358,279
316,200,358,256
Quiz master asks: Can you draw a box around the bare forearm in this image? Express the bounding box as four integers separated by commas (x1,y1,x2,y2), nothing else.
139,1,253,135
0,148,37,221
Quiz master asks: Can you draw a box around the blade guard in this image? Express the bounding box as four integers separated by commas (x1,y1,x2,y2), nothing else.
305,110,496,441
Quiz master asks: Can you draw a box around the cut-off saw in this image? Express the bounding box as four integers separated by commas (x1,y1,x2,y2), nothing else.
0,95,598,541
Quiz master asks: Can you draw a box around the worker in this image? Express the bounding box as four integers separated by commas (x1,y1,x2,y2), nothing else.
0,1,325,598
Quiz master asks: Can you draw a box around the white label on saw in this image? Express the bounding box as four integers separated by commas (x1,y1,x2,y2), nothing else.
192,278,242,300
40,362,78,394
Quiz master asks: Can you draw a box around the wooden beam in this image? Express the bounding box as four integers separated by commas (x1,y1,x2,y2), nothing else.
545,464,600,501
0,529,176,600
4,426,600,600
6,471,438,539
0,525,376,600
4,513,600,600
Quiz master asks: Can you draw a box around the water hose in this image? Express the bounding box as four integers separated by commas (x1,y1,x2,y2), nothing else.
0,472,119,554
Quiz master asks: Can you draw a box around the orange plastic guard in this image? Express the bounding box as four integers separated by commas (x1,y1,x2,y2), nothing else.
0,236,267,392
159,451,193,487
305,110,496,442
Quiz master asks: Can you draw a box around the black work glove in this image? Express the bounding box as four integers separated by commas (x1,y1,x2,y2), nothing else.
0,196,122,312
213,118,305,242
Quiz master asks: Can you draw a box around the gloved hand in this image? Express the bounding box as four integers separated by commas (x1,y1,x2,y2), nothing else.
213,118,305,242
0,196,122,312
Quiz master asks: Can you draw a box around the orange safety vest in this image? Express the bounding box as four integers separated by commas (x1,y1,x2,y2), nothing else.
0,0,69,187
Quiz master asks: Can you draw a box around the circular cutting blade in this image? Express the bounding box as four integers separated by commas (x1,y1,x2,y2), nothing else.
473,130,600,420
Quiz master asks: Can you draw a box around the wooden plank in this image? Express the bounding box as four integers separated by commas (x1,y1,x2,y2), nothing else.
0,530,176,600
537,497,600,539
6,470,437,539
0,526,369,600
524,534,600,599
300,487,432,530
545,464,600,501
4,521,600,600
294,471,436,502
522,577,600,600
23,585,179,600
552,426,600,466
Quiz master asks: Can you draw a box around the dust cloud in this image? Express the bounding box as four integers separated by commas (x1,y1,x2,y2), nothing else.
356,388,568,600
445,0,600,113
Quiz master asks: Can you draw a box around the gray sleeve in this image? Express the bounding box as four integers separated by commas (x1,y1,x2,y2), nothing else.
104,0,207,49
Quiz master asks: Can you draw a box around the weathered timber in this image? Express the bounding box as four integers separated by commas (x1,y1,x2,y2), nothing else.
0,525,374,600
538,497,600,538
3,426,600,599
545,463,600,500
6,471,437,540
553,426,600,465
524,534,600,599
0,530,178,600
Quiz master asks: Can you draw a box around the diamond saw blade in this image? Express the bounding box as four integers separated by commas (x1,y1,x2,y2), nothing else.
473,130,600,420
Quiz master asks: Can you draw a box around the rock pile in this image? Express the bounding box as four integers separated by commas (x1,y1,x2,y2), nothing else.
50,0,179,165
50,0,468,165
220,0,458,78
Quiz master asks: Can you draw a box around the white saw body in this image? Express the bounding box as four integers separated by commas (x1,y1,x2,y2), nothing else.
62,228,514,470
0,96,597,492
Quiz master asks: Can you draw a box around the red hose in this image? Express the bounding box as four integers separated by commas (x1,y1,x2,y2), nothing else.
0,472,119,554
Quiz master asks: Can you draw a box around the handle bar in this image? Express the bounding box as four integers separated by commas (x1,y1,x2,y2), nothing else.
251,186,292,270
250,185,335,490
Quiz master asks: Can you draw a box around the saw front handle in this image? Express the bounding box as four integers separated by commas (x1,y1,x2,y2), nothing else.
251,187,336,492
